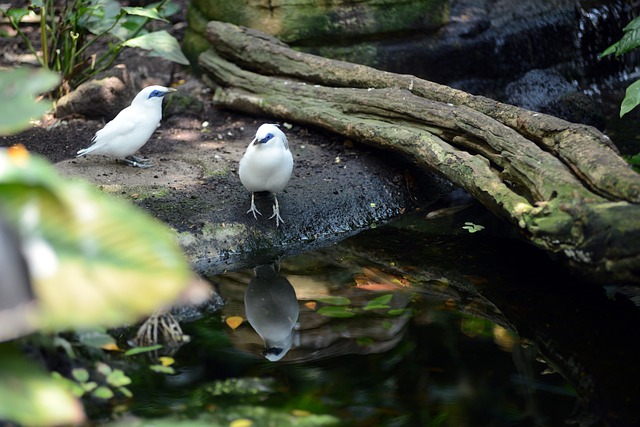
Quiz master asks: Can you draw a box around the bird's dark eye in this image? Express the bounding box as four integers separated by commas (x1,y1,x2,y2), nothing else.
149,90,160,99
265,133,274,141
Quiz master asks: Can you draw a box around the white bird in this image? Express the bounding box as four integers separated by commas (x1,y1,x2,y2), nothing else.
76,85,176,168
244,264,299,361
238,123,293,227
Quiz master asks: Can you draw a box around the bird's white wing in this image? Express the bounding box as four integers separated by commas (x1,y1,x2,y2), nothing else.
77,106,144,157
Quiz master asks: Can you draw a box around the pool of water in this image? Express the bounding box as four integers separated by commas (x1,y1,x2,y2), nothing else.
119,201,640,427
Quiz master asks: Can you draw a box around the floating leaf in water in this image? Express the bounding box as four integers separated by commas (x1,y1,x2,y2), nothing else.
230,419,253,427
124,344,163,356
225,316,244,330
317,305,356,318
150,365,176,375
158,356,175,367
363,294,393,311
462,222,485,233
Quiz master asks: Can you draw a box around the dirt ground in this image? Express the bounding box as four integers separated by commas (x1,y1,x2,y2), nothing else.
0,3,449,274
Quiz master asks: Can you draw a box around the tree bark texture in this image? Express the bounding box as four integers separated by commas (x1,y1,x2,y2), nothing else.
199,21,640,285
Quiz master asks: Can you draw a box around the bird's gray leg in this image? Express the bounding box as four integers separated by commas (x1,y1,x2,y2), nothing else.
247,192,262,219
269,195,284,227
123,156,153,168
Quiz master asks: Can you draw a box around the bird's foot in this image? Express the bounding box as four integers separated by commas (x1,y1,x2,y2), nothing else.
268,196,284,227
124,155,153,168
246,193,262,219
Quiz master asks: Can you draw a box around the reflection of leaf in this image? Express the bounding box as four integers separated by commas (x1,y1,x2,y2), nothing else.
317,305,356,318
316,296,351,306
363,294,393,311
0,150,190,335
0,343,85,425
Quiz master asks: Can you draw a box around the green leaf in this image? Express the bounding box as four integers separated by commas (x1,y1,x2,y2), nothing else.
0,68,59,135
71,368,89,383
315,296,351,306
92,386,114,400
363,294,393,310
317,306,356,318
106,369,132,387
150,364,176,374
122,6,169,22
462,222,485,233
620,79,640,117
124,344,163,356
600,16,640,58
0,343,84,425
96,362,112,377
5,8,32,25
76,329,116,349
118,386,133,398
123,30,190,65
0,150,191,334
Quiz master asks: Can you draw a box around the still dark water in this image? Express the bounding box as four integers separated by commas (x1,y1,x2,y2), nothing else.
121,202,640,427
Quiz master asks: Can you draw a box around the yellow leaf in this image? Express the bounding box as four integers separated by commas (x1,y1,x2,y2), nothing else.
7,144,29,165
158,356,175,367
304,301,317,310
225,316,243,330
100,342,121,351
230,419,253,427
292,409,311,417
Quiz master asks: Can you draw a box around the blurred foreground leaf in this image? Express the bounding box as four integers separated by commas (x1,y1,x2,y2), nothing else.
0,342,85,425
0,148,190,338
0,68,59,135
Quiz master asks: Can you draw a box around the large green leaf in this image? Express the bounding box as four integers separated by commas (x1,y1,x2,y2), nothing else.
123,30,190,65
0,342,85,425
0,68,59,135
620,79,640,117
122,6,169,22
600,16,640,57
0,148,190,335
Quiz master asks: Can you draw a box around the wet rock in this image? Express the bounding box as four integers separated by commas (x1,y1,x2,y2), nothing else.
505,68,606,128
55,113,450,276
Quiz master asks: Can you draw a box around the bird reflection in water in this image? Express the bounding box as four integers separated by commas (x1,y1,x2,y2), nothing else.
244,263,299,361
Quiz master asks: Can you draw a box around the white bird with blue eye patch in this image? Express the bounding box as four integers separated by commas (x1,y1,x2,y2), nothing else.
76,85,176,168
239,123,294,227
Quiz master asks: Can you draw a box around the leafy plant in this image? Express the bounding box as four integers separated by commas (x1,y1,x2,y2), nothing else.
600,15,640,117
2,0,188,98
0,67,191,425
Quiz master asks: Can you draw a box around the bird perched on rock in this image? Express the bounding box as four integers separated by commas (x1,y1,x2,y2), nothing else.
76,85,176,168
239,123,293,227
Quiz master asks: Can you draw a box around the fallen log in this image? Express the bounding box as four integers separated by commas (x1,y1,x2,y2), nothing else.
199,21,640,285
